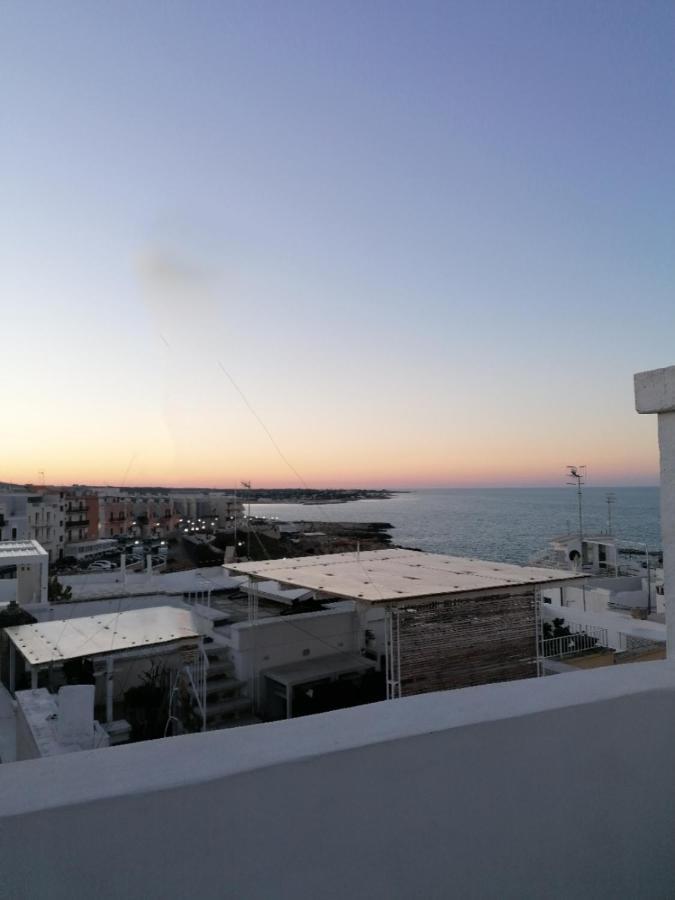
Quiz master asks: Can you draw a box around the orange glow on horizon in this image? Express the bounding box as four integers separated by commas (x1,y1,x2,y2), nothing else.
1,457,659,491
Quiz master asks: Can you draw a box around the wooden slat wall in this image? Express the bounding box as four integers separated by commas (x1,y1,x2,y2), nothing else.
398,588,537,696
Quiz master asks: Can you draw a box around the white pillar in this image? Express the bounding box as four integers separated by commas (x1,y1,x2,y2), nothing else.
146,554,152,577
120,552,127,585
31,667,38,689
635,364,675,657
106,656,114,722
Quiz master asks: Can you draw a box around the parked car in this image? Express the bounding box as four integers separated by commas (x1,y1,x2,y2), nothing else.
89,560,115,571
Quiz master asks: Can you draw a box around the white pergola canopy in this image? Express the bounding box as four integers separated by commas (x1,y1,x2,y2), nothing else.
227,548,581,605
5,606,202,666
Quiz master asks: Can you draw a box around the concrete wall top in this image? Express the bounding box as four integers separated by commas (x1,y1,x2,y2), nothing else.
1,659,674,819
635,364,675,414
1,663,675,899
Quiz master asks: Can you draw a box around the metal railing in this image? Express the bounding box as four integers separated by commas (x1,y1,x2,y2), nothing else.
540,624,608,659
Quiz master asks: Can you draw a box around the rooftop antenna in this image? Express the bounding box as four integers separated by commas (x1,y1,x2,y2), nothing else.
38,470,45,487
566,465,586,545
232,484,238,560
241,481,252,558
606,492,616,536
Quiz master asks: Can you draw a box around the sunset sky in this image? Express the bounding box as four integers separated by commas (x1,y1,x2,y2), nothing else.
2,2,673,489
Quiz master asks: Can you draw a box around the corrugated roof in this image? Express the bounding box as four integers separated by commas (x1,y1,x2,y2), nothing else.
226,548,581,604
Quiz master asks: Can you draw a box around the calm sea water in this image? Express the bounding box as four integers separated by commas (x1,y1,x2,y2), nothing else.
251,487,660,565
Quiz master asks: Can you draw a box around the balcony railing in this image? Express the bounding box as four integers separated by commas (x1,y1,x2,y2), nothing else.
539,625,608,660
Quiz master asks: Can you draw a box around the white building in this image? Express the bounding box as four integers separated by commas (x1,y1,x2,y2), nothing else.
0,540,49,605
532,532,620,573
540,574,650,615
27,491,66,563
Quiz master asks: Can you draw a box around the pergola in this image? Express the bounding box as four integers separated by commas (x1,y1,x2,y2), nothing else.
4,606,206,725
228,549,582,699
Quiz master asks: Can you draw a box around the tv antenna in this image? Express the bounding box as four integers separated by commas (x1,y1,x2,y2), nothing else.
241,481,252,558
566,465,586,543
606,492,616,536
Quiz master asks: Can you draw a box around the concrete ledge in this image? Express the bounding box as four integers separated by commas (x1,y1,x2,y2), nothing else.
635,364,675,413
2,663,675,899
1,659,674,818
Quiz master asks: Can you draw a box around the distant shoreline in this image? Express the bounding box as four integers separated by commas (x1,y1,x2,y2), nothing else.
249,489,399,505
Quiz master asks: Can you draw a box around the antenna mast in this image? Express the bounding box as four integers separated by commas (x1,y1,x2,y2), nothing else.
241,481,252,558
606,492,616,536
566,465,586,545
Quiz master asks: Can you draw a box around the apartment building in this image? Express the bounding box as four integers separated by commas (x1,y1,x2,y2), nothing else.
98,494,134,538
27,492,65,562
64,491,98,545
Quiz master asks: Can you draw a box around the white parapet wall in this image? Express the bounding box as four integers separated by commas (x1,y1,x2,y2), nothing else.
1,661,674,898
541,576,648,614
225,603,360,684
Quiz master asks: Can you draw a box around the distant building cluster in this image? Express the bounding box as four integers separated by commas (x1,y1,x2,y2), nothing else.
0,487,242,563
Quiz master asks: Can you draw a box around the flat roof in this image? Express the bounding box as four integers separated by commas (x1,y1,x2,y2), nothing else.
226,548,581,604
5,606,201,666
61,566,246,601
263,652,376,687
0,540,48,561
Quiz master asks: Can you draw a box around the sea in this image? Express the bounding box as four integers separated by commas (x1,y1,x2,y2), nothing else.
251,487,660,566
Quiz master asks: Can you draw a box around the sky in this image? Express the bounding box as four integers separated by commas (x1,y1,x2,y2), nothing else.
1,1,674,489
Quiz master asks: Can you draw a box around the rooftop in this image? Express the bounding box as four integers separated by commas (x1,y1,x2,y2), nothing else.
0,540,48,561
227,548,580,604
5,606,202,665
60,566,245,601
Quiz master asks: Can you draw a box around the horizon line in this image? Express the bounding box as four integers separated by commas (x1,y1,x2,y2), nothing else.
2,481,660,492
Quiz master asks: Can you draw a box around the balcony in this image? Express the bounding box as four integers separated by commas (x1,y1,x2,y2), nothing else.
1,660,674,897
65,519,89,529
